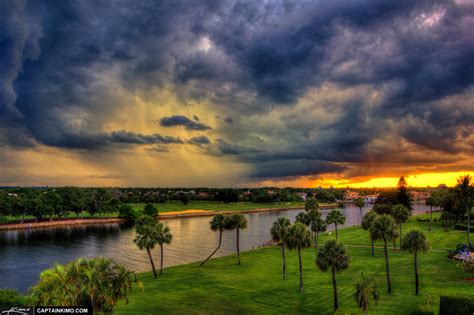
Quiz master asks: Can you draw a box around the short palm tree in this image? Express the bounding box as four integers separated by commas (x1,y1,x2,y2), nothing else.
362,211,378,256
201,214,227,266
326,209,346,239
284,222,312,291
227,214,248,264
307,209,321,238
392,204,411,248
457,174,473,249
355,272,379,315
156,222,172,275
311,215,327,248
355,197,365,224
271,217,291,279
316,240,350,311
401,229,430,295
295,212,310,226
134,216,159,278
370,215,397,293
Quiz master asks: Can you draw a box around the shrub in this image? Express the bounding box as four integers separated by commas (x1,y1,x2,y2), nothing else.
439,295,474,315
0,216,7,224
454,224,474,232
0,289,27,307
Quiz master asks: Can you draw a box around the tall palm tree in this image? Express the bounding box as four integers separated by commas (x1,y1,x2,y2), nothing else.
370,215,397,293
201,214,227,266
307,209,321,238
227,214,248,264
401,230,430,295
326,209,346,240
457,174,473,249
156,222,172,275
271,217,291,279
362,211,378,256
134,216,159,278
425,195,435,232
284,222,312,291
311,215,327,248
316,240,350,312
391,204,411,248
355,197,365,224
355,272,379,315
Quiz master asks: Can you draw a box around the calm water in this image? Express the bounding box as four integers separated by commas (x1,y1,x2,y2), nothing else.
0,204,430,292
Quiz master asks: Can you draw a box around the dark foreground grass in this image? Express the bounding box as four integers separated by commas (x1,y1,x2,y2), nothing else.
116,218,473,314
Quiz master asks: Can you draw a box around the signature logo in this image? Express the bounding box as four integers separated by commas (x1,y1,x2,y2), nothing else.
1,307,31,315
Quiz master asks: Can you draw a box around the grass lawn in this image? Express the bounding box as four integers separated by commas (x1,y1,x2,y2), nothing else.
116,216,473,314
129,201,308,214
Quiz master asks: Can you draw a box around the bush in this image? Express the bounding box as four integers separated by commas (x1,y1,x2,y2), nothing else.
0,289,27,307
0,216,7,224
454,224,474,232
439,295,474,315
119,204,139,224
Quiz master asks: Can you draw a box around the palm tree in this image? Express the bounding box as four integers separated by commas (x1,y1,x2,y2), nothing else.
457,174,473,249
156,222,172,275
201,214,227,266
284,222,312,291
401,230,430,295
316,240,350,311
370,214,397,293
425,195,435,232
227,214,248,264
326,209,346,240
271,217,291,279
355,272,379,315
307,209,321,238
392,204,411,248
311,215,327,248
305,196,319,212
362,211,378,256
295,212,310,226
355,197,365,224
134,216,159,278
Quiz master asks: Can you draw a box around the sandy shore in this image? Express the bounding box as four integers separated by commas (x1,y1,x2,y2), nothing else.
0,204,337,231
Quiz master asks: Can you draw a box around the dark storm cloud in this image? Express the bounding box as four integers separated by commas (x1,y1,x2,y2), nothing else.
160,115,212,131
1,0,474,180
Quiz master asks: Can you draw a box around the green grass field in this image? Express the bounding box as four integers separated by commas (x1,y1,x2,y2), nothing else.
130,201,308,213
116,214,473,314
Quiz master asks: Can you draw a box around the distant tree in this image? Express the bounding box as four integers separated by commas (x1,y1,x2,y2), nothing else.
401,230,430,295
304,197,318,212
457,175,473,249
311,215,327,248
316,240,350,312
143,203,159,218
370,215,397,293
156,222,172,275
326,209,346,240
440,211,455,231
355,272,379,315
134,216,159,278
226,214,248,264
271,217,291,280
372,204,393,216
355,198,365,224
425,195,435,232
201,214,227,266
284,222,312,291
362,211,378,256
396,176,412,209
392,204,411,248
180,193,189,205
119,204,138,225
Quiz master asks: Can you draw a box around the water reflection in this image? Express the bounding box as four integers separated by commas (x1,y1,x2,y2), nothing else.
0,204,429,292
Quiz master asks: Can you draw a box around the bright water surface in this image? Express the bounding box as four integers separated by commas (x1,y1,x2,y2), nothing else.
0,203,430,292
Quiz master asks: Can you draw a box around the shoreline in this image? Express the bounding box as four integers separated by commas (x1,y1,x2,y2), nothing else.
0,204,336,231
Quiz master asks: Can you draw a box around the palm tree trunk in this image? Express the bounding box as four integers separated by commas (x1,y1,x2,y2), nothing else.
383,239,392,293
467,205,472,249
335,223,338,240
414,251,419,295
160,244,164,275
332,266,338,311
429,206,432,232
298,247,303,291
146,247,157,279
281,245,287,280
359,207,363,225
200,230,222,266
399,224,402,248
315,232,319,248
371,237,375,257
237,228,241,265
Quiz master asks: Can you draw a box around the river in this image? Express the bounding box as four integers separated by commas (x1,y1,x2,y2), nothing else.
0,203,430,292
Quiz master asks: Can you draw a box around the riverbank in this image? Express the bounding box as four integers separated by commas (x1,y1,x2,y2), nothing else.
0,204,336,231
115,214,470,314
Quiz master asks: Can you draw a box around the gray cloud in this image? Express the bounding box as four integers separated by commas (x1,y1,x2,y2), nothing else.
160,115,212,131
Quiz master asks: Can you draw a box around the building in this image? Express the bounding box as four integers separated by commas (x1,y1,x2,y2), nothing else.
344,190,359,201
296,192,307,201
410,191,431,202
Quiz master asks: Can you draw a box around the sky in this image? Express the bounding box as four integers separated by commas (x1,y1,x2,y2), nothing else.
1,0,473,188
